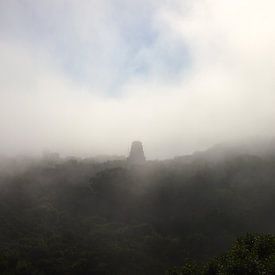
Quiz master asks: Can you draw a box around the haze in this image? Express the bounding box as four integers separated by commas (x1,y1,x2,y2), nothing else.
1,0,275,159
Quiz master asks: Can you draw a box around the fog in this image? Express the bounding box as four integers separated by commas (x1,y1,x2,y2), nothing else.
1,0,275,159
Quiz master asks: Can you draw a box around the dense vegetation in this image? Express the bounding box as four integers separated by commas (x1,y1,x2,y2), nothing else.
168,233,275,274
0,150,275,274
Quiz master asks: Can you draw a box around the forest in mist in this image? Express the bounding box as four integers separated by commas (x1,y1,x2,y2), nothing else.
1,141,275,274
2,0,275,274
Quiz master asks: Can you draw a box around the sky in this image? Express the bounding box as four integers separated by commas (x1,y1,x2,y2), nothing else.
0,0,275,159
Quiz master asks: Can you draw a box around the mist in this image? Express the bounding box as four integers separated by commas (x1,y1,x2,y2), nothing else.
2,3,275,273
1,0,275,159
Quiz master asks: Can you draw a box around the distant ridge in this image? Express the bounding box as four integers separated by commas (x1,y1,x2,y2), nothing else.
174,137,275,163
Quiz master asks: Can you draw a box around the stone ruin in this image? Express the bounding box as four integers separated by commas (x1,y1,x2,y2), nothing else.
128,141,146,165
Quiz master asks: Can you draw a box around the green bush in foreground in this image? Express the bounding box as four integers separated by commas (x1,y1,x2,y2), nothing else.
168,233,275,275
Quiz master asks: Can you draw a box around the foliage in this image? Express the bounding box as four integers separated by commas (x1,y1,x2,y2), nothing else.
171,233,275,274
0,155,275,274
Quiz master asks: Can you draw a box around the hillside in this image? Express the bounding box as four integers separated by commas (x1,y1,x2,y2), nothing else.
0,145,275,274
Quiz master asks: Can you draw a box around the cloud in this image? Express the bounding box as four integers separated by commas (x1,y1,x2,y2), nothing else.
0,0,275,158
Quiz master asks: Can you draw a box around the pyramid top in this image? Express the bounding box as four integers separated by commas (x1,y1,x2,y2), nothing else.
128,141,146,165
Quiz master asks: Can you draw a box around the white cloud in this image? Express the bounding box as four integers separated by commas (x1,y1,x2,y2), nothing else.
1,0,275,158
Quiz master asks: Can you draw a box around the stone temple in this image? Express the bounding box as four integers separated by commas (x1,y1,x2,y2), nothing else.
128,141,146,165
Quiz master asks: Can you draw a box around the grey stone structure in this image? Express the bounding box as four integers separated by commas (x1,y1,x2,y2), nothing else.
128,141,146,165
